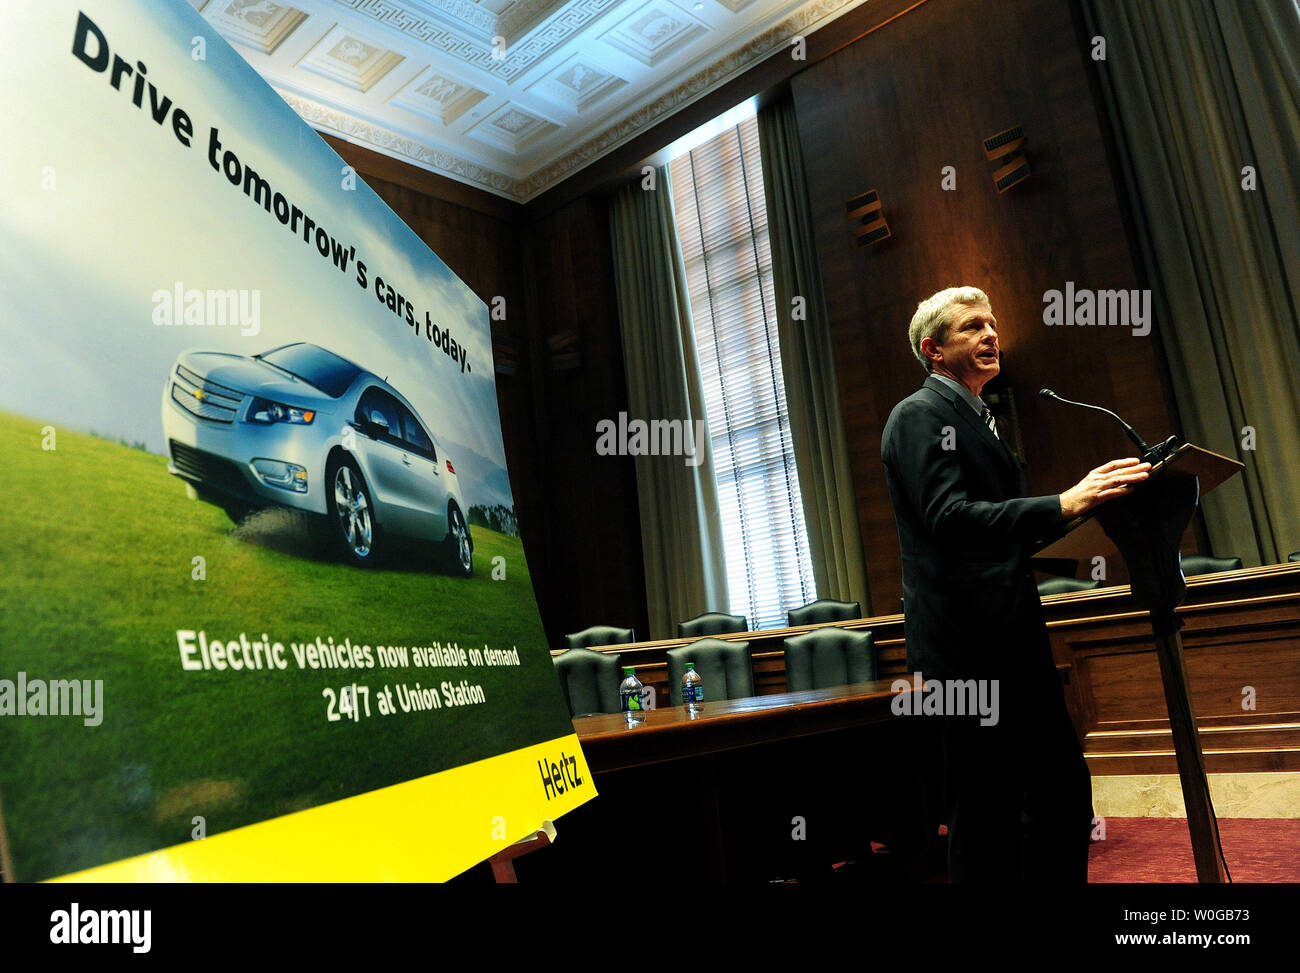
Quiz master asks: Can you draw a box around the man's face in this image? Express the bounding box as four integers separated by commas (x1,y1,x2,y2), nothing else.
924,302,1000,392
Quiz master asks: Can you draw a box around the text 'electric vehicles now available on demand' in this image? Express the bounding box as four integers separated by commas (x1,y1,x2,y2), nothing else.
162,342,473,574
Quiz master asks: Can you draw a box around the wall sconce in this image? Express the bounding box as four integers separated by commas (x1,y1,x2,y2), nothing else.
983,125,1030,193
845,189,891,246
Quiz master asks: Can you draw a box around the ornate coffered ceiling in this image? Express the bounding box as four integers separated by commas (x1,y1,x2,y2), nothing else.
191,0,869,202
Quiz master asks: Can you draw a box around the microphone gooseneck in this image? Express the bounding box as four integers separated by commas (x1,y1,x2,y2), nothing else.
1039,388,1151,454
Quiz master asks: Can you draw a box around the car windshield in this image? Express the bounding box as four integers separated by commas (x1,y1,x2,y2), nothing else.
259,344,362,398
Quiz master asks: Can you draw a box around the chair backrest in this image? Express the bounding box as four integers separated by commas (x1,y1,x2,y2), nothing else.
563,625,635,649
787,599,861,627
1180,554,1242,576
1037,576,1102,596
783,628,876,692
552,647,623,717
677,611,748,638
665,638,753,706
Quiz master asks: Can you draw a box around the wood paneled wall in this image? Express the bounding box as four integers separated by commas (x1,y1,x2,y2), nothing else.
519,197,650,645
790,0,1179,608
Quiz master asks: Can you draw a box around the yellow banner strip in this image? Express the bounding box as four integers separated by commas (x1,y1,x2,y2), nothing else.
51,734,595,882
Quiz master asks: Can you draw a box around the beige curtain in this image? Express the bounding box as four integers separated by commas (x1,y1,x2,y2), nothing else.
608,167,730,638
757,94,872,612
1084,0,1300,564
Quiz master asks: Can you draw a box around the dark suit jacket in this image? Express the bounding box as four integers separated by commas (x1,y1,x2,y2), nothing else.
881,375,1066,681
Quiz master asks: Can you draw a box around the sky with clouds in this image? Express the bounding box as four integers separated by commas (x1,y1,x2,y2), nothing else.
0,0,513,509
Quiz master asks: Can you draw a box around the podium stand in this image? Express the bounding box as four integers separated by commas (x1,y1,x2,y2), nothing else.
1039,443,1243,883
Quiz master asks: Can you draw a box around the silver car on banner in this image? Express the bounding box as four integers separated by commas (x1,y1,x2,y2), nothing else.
161,342,473,574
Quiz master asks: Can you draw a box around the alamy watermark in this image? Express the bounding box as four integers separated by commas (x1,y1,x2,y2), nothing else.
890,673,1000,726
50,903,150,953
1042,283,1150,336
0,672,103,726
152,280,260,336
595,412,708,468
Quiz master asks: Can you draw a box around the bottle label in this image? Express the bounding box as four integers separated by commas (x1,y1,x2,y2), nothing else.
622,688,642,711
684,684,704,704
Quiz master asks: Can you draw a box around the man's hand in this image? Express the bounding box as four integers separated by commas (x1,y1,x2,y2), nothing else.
1058,458,1152,520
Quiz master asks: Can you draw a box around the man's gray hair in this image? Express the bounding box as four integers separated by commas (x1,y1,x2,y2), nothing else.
908,286,991,372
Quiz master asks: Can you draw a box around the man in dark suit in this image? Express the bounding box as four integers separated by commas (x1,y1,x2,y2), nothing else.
881,286,1149,882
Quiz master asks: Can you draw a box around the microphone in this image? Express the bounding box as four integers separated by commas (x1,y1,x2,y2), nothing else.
1039,388,1178,463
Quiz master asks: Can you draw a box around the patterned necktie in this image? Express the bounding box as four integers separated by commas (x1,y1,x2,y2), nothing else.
982,406,1000,439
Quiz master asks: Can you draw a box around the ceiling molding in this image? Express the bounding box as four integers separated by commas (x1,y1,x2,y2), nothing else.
335,0,621,81
279,89,530,197
196,0,874,203
521,0,862,198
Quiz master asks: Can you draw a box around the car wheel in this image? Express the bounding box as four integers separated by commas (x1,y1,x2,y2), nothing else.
328,456,380,566
444,504,472,577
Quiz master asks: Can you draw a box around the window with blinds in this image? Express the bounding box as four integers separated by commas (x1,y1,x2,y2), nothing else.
669,115,816,631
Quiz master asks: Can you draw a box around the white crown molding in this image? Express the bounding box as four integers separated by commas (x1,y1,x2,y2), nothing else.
522,0,864,198
219,0,872,202
333,0,621,80
279,89,531,198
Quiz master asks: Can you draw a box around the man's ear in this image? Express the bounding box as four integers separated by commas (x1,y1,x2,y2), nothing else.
920,335,941,365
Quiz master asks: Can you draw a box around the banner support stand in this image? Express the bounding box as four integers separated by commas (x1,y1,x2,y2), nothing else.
488,820,557,883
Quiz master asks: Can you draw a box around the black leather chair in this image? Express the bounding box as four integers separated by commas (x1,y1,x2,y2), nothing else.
783,628,876,692
1037,576,1103,596
552,647,623,717
665,638,753,706
787,598,861,627
677,611,747,638
563,625,635,649
1180,554,1242,576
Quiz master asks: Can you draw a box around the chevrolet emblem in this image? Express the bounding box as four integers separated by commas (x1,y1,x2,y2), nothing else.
193,388,207,400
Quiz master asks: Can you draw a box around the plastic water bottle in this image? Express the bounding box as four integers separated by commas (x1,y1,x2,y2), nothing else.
620,667,646,727
681,661,704,715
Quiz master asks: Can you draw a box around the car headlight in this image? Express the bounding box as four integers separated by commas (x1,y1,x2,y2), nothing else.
247,397,315,425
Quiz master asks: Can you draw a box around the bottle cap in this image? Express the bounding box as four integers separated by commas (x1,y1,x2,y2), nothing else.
622,667,635,675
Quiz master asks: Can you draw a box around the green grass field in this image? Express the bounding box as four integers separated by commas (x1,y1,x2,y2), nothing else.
0,410,571,881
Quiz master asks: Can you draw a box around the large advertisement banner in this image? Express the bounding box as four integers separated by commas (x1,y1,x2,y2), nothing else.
0,1,593,882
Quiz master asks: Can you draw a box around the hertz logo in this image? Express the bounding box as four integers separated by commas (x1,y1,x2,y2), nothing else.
537,751,584,800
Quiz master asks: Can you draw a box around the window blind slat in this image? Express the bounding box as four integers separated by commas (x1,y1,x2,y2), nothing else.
668,116,816,631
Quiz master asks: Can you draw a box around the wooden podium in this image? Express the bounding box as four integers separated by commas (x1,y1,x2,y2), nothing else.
1039,443,1244,882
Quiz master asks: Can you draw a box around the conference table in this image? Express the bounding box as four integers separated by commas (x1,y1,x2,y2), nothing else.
517,678,944,883
576,678,917,771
